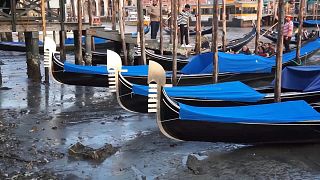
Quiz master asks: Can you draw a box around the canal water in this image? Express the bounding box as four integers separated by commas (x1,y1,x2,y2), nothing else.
1,27,320,179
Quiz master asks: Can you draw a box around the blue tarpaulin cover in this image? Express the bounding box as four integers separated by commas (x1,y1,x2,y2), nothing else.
279,66,320,92
64,37,107,45
63,63,149,76
294,20,320,26
181,38,320,74
0,41,44,46
64,63,108,75
121,65,149,76
179,100,320,123
132,81,266,102
62,38,320,76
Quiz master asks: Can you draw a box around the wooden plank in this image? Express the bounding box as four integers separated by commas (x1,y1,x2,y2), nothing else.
87,29,137,44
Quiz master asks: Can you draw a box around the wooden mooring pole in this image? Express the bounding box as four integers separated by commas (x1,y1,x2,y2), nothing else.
75,0,84,65
85,0,93,65
137,0,146,64
275,0,285,102
212,0,219,83
119,0,128,65
25,32,41,82
255,0,262,54
41,0,49,83
172,0,178,86
296,0,305,62
221,0,227,52
170,0,173,44
195,0,201,54
112,0,117,30
60,0,66,62
159,0,164,55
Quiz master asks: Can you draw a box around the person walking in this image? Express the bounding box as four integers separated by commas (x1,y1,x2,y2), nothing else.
283,15,294,52
178,4,192,47
148,0,161,39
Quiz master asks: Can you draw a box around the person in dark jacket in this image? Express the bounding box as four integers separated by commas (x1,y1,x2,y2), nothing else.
239,45,252,55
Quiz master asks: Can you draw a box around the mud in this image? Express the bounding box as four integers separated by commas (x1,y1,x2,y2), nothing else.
1,26,320,179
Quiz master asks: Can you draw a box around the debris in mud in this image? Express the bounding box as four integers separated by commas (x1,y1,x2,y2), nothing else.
114,115,123,120
29,126,38,133
68,142,118,162
131,166,147,180
186,153,209,175
0,170,61,180
0,87,11,90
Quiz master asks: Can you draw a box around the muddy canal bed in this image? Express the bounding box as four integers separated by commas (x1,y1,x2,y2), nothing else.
1,37,320,179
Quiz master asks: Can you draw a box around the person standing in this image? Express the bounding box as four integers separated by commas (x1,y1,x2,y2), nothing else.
178,4,192,46
148,0,161,39
283,15,294,52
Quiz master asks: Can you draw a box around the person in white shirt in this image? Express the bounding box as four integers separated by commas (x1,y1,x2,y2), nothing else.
178,4,192,46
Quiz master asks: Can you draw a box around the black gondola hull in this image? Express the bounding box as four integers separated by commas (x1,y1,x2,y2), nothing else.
159,88,320,144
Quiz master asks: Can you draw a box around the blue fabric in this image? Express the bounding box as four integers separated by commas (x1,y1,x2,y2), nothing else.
64,37,107,45
179,100,320,123
131,26,150,38
294,20,320,26
64,62,108,75
304,20,320,26
0,41,43,46
132,81,265,102
63,62,149,76
181,38,320,74
121,65,149,76
280,66,320,92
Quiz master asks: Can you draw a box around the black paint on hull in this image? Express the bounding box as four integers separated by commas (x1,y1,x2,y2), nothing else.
158,87,320,144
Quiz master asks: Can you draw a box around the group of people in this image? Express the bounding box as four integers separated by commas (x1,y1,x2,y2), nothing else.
238,42,276,57
148,1,193,46
295,28,318,41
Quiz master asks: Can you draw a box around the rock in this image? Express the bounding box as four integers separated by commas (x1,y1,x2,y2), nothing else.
186,153,209,175
68,142,118,162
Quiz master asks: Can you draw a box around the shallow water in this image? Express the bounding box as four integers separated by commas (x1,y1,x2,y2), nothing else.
1,27,320,179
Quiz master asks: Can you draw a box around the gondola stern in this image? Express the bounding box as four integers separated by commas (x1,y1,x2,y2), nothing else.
107,50,122,92
44,36,57,69
156,87,183,141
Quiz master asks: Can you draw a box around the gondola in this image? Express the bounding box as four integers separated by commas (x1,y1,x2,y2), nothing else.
144,27,257,70
0,36,110,52
261,29,297,44
154,62,320,144
293,20,320,27
164,26,212,36
117,61,320,113
0,27,150,53
45,37,320,88
91,27,257,70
